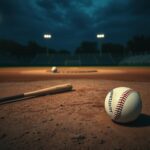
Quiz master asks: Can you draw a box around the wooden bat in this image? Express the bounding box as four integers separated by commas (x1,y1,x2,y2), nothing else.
0,83,72,104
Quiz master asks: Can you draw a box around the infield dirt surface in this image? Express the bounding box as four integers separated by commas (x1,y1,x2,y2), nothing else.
0,67,150,150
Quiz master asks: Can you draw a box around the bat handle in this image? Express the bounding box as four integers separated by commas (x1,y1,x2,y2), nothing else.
0,94,24,102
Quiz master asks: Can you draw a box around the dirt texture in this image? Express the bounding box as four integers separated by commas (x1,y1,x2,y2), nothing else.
0,67,150,150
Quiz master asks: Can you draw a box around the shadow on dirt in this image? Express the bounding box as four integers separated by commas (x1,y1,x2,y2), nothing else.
117,113,150,128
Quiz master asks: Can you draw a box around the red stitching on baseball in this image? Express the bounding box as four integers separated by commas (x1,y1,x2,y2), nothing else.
108,90,113,113
113,89,134,120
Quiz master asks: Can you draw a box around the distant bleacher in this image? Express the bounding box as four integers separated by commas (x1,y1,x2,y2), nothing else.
0,52,116,66
23,53,115,66
50,54,69,66
119,54,150,65
31,54,51,65
64,54,81,66
79,53,115,66
79,53,98,66
31,53,70,66
96,53,115,66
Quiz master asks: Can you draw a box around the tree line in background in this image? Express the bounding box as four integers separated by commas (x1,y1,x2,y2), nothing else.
0,35,150,58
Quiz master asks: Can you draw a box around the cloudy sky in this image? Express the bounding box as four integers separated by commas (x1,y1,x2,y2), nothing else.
0,0,150,51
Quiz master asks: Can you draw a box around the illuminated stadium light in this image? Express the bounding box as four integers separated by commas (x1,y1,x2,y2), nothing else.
43,34,52,39
96,34,105,56
43,34,52,56
97,34,105,38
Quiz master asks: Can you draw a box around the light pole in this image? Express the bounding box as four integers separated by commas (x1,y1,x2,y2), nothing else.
96,34,105,56
43,34,52,56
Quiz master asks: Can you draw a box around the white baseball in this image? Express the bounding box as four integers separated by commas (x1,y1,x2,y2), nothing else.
51,66,57,73
105,87,142,123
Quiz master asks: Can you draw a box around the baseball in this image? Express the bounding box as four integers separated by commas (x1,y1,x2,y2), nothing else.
105,87,142,123
51,66,57,73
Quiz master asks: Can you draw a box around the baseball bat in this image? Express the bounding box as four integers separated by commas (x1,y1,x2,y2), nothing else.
0,83,72,103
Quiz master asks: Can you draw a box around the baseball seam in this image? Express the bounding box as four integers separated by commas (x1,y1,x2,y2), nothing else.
113,89,134,120
108,90,113,113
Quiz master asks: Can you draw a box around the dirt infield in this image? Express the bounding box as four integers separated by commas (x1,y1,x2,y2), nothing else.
0,67,150,150
0,67,150,82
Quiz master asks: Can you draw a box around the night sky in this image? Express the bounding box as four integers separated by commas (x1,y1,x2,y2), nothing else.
0,0,150,51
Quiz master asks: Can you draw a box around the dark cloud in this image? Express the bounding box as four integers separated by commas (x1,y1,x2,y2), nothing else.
36,0,93,29
93,0,150,42
0,0,150,50
0,0,20,15
129,0,150,16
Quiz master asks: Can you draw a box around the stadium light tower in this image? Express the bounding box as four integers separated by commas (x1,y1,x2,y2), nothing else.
97,33,105,56
43,34,52,56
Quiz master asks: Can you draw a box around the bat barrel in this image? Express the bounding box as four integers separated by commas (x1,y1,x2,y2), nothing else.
25,83,72,97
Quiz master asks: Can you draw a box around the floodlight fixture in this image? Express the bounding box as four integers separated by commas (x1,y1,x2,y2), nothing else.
97,34,105,38
43,34,52,39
